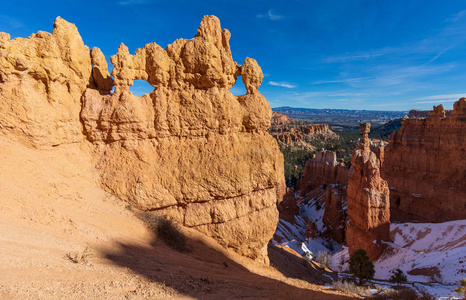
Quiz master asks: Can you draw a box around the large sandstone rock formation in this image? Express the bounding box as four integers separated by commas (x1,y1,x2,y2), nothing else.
0,16,284,262
346,123,390,260
383,99,466,222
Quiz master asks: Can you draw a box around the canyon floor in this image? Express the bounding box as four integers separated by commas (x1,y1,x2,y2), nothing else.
0,136,354,299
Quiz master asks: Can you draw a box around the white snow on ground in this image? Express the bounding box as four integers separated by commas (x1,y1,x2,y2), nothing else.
273,196,340,259
274,195,466,298
329,220,466,298
376,220,466,285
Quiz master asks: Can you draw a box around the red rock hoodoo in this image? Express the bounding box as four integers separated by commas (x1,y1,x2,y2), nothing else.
0,16,285,262
383,99,466,222
346,123,390,260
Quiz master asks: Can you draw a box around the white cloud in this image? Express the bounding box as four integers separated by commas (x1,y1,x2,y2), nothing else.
268,81,296,88
257,10,283,21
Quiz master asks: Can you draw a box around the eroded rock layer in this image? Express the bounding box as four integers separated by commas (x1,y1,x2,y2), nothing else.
269,112,335,150
0,16,284,262
298,151,353,243
383,100,466,222
346,123,390,261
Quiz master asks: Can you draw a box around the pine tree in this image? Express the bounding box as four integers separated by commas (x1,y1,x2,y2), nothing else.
348,249,375,284
455,279,466,299
389,268,407,285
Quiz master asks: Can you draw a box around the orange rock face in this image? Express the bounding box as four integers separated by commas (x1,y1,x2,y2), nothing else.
382,99,466,223
346,123,390,261
0,16,284,262
0,17,91,147
271,111,294,126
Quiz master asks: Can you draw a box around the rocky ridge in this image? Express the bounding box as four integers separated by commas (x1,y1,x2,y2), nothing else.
269,112,335,150
0,16,284,261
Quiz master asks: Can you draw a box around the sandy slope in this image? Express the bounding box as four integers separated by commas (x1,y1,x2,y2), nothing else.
0,136,352,299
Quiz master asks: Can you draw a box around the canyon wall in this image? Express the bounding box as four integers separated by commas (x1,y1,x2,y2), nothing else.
346,123,390,260
0,16,284,262
383,100,466,222
269,112,335,149
299,151,353,197
299,151,353,243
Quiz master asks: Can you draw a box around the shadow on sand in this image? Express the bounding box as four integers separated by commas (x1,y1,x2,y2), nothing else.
103,229,352,300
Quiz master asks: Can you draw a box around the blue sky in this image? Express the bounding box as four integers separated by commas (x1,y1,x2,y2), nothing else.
1,0,466,111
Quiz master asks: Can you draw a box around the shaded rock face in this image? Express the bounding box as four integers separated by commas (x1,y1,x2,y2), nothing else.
299,151,353,197
298,151,352,244
322,185,347,244
346,123,390,261
0,16,284,262
277,188,299,223
383,99,466,223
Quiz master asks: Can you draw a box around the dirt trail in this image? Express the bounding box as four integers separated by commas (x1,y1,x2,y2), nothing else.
0,136,353,299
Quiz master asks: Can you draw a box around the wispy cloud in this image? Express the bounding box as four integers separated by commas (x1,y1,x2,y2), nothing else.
0,15,25,29
314,62,456,89
422,44,455,66
412,93,466,104
449,10,466,22
117,0,151,5
323,53,385,63
313,77,373,85
257,10,283,21
268,81,296,88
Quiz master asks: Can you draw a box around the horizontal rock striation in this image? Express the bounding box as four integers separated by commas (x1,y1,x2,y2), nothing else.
0,16,284,262
383,100,466,222
269,112,335,150
299,151,353,197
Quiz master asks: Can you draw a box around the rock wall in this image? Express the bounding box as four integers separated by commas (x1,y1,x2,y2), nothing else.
346,123,390,260
0,16,284,262
408,109,452,119
299,151,352,197
269,112,335,150
0,17,91,146
271,111,293,126
298,151,352,243
383,100,466,223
